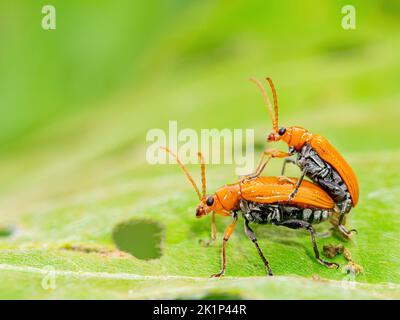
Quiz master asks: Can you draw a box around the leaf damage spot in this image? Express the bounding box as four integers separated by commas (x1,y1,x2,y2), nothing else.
60,243,130,258
112,219,164,260
0,225,17,238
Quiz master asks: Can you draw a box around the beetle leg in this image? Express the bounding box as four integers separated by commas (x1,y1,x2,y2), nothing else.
241,149,291,180
277,175,297,184
276,219,339,269
252,153,269,177
199,212,217,246
287,168,307,202
211,212,217,241
338,217,358,238
281,147,296,175
240,152,269,180
244,219,273,276
338,225,358,238
210,212,238,278
338,201,357,238
281,158,296,175
264,148,291,159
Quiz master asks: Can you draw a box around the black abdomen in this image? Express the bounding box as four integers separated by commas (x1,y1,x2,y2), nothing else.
239,200,331,225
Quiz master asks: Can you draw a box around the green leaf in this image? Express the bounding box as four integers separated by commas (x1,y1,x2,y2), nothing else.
1,1,400,299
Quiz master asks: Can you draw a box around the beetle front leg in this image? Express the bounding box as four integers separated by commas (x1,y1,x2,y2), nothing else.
276,219,339,269
241,149,291,180
244,219,273,276
199,212,217,247
211,212,217,242
210,212,238,278
240,152,269,180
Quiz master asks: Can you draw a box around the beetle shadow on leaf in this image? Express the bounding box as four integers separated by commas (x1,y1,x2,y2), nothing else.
251,224,306,249
178,290,243,300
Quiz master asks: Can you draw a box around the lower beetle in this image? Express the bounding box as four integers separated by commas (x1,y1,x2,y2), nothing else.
161,147,339,277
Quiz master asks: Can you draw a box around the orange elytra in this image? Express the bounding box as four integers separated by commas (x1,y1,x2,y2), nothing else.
250,77,359,238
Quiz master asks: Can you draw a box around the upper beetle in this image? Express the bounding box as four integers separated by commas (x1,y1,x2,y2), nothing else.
248,77,359,237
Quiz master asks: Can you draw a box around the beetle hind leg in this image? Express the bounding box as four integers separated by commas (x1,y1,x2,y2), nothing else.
277,219,339,269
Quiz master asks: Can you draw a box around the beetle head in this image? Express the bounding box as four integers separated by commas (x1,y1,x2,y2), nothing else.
267,126,287,142
268,126,311,151
197,184,239,217
195,198,212,217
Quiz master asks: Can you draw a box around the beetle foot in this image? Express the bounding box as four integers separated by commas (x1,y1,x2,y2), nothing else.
210,270,225,278
318,259,340,269
338,225,358,239
277,176,296,184
239,174,258,182
266,268,273,276
287,191,298,203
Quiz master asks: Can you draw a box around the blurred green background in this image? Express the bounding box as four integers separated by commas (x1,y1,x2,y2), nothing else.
0,0,400,299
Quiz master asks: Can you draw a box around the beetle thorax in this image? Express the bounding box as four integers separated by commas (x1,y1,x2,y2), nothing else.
214,184,241,212
283,126,312,151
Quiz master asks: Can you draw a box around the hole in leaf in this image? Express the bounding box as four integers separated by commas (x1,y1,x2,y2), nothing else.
0,225,15,238
112,219,163,260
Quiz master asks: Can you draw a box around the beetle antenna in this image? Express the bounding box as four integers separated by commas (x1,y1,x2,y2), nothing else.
266,77,278,131
160,147,202,200
197,152,206,199
250,77,275,130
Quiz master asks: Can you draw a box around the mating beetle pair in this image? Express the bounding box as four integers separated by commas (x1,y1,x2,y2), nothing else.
162,77,359,277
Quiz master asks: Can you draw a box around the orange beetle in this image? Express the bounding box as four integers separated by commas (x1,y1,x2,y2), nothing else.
161,147,339,277
249,77,359,237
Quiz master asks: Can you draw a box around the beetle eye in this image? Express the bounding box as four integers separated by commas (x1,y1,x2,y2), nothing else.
278,127,286,136
206,196,214,206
